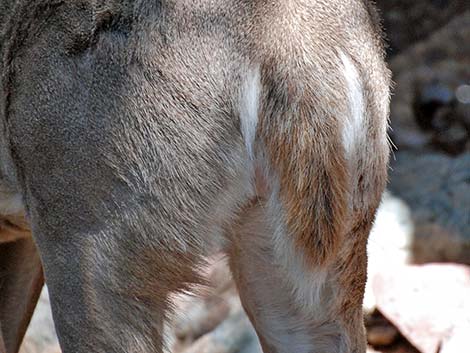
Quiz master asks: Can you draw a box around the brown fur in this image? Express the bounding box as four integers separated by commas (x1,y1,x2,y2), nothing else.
259,64,350,266
250,0,390,267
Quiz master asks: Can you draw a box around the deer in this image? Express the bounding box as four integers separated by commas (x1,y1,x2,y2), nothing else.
0,0,391,352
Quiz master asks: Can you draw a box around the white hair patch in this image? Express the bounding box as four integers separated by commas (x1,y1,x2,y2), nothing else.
240,66,261,160
340,52,365,156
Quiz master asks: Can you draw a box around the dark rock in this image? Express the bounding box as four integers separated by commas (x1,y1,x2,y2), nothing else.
414,82,453,130
389,12,470,155
375,0,467,55
432,121,468,155
420,82,454,107
456,94,470,130
389,152,470,264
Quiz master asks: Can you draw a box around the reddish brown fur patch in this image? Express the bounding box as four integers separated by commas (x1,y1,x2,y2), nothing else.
257,62,350,267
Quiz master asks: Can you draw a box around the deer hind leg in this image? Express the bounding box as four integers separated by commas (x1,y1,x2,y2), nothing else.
6,53,250,353
18,139,250,353
4,5,254,350
227,195,367,353
31,224,205,353
21,157,250,353
228,197,380,353
228,59,388,352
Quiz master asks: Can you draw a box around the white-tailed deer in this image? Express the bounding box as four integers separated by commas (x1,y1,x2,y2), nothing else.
0,0,391,352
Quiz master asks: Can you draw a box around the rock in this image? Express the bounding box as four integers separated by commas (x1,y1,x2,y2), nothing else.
388,12,470,155
364,192,413,312
175,299,231,341
439,323,468,353
375,1,467,55
419,83,454,107
413,81,469,155
179,305,260,353
367,192,414,267
389,152,470,264
172,257,236,342
39,345,61,353
389,11,470,73
372,264,470,353
174,291,236,341
433,121,468,155
18,340,38,353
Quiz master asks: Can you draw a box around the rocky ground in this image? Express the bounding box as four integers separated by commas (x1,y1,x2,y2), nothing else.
19,3,469,353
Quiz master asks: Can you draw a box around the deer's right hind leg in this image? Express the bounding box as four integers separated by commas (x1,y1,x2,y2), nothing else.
227,58,388,353
228,198,374,353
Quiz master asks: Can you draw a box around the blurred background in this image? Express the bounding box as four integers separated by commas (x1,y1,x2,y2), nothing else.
20,1,469,353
